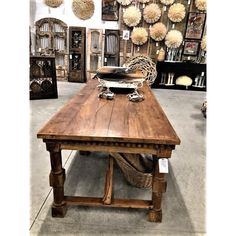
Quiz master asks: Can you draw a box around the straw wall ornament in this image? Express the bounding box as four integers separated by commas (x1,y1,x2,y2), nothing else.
195,0,207,11
165,30,183,48
168,3,186,23
150,22,167,41
201,35,206,51
160,0,175,6
131,27,148,45
143,3,161,24
72,0,95,20
123,6,142,27
116,0,132,6
44,0,63,8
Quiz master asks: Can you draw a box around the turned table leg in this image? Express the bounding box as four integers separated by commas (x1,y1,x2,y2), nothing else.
148,156,167,222
46,142,67,217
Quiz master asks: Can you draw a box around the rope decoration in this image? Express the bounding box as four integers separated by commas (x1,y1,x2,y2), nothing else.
124,55,157,86
72,0,95,20
44,0,63,8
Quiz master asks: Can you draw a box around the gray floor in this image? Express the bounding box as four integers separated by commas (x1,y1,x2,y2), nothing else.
30,81,206,235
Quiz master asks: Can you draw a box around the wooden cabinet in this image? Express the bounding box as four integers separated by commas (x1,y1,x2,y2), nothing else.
68,26,86,82
104,29,120,66
30,56,58,100
35,18,68,80
152,61,206,91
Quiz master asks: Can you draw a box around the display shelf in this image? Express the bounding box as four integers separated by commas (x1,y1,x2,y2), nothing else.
152,61,206,91
68,27,86,82
30,56,58,100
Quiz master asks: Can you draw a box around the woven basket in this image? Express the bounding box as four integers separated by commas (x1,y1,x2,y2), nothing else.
124,55,157,86
111,153,153,189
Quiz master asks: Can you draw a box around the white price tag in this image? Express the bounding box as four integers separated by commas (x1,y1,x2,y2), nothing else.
122,30,130,40
159,158,168,173
69,54,72,59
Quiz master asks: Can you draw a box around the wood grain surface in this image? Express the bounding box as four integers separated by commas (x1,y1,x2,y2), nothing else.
37,79,180,145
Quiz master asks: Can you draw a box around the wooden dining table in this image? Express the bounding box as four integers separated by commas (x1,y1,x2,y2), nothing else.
37,77,180,222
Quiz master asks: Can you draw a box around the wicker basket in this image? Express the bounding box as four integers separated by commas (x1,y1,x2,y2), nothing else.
111,153,153,189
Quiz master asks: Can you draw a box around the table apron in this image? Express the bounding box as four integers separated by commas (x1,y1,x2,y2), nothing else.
44,139,175,158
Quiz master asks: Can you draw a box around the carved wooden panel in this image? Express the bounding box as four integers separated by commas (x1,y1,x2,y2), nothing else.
87,29,103,79
35,18,68,80
68,27,86,82
104,29,120,66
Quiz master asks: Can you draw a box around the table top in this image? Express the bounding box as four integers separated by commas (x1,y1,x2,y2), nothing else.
37,79,180,145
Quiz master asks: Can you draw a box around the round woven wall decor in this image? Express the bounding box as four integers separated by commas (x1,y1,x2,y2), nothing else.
131,27,148,45
165,30,183,48
116,0,132,6
124,55,157,86
195,0,207,11
143,3,161,24
150,22,167,41
44,0,63,8
168,3,186,23
72,0,95,20
123,6,142,27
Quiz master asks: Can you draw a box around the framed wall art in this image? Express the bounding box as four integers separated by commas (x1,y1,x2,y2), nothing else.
102,0,119,21
185,12,206,40
183,41,200,56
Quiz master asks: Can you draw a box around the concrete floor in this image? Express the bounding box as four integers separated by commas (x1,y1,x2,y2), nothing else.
30,81,206,235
